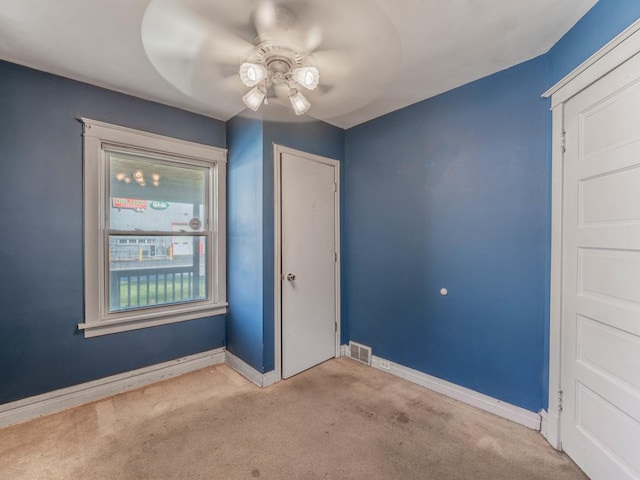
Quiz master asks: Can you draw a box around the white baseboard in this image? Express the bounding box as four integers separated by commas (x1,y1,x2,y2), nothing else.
540,409,548,437
225,351,276,387
262,370,277,388
1,345,541,432
541,408,562,450
341,345,541,431
0,348,226,429
371,355,541,430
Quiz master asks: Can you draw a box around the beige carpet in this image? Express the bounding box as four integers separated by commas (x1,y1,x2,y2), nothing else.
0,358,587,479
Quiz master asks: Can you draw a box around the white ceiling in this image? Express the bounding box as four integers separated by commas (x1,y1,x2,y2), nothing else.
0,0,596,129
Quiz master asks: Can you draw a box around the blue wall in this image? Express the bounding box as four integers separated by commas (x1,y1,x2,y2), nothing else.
548,0,640,85
343,0,640,413
226,109,345,373
345,56,550,412
226,114,266,371
0,61,226,404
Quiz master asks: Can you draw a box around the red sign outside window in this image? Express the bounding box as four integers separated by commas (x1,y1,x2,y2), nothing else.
112,197,147,210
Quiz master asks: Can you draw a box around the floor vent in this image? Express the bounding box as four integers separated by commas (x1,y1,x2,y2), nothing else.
348,341,372,366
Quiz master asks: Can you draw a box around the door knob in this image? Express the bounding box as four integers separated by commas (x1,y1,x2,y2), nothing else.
286,273,296,281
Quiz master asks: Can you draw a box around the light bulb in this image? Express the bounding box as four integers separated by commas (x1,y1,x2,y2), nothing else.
289,89,310,115
133,169,144,183
292,67,319,90
239,63,267,87
243,86,266,111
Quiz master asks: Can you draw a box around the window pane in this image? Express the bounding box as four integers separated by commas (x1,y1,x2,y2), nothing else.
109,153,206,232
108,235,207,312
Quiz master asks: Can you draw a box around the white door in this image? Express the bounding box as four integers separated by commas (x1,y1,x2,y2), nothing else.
561,51,640,480
280,150,338,379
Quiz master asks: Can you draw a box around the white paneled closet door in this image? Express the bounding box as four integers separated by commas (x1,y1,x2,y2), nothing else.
561,51,640,480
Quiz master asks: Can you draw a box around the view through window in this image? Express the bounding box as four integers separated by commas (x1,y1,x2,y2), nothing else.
108,153,209,312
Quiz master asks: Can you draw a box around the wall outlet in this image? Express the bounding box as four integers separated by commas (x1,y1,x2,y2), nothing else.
379,360,391,371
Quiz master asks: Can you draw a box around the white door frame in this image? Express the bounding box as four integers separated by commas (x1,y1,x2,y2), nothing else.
273,144,341,382
542,17,640,450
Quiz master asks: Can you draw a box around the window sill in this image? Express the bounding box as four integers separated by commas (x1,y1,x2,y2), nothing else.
78,304,228,338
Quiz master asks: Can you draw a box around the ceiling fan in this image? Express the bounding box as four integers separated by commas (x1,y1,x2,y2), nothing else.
237,2,324,115
141,0,401,121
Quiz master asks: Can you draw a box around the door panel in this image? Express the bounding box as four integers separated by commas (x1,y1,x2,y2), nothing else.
575,384,640,474
281,151,337,379
580,165,640,224
578,315,640,392
562,52,640,480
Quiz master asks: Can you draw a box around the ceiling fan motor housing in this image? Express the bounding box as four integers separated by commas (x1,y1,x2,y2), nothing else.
254,43,305,85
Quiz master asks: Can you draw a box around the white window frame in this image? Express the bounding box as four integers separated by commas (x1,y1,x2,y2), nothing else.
79,118,227,338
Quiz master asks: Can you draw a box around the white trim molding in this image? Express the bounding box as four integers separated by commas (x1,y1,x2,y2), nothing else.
0,348,225,429
79,118,228,337
341,345,542,431
370,355,541,430
273,144,341,382
1,348,284,429
540,409,549,439
544,103,565,451
543,17,640,107
2,347,538,431
371,354,541,430
542,14,640,453
225,351,277,388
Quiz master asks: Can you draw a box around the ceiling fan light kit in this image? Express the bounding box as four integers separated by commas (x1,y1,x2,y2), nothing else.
239,62,268,87
242,84,267,111
289,88,311,115
239,40,319,116
291,66,319,90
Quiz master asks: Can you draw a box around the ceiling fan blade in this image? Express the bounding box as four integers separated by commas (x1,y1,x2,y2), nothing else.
252,0,278,40
202,29,254,66
150,51,243,97
304,24,324,52
311,48,352,84
143,0,253,69
219,63,240,79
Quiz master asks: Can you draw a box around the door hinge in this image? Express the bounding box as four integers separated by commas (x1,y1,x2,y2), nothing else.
334,182,337,193
558,390,563,412
560,130,566,153
335,322,337,332
334,252,337,262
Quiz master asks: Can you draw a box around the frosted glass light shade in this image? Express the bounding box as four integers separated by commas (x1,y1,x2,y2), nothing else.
239,63,267,87
243,86,266,111
292,66,320,90
289,89,310,115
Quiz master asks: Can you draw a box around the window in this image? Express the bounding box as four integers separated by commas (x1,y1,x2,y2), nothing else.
80,119,227,337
